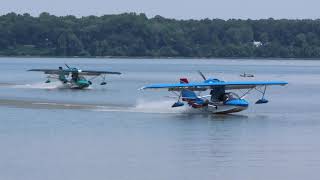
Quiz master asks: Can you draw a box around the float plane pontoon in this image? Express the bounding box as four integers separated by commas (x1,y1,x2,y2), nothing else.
140,71,287,114
28,64,121,89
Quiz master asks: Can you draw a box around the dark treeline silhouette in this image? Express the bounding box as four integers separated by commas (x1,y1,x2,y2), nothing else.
1,12,320,58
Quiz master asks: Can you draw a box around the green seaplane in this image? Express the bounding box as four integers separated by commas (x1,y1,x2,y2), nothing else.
28,64,121,89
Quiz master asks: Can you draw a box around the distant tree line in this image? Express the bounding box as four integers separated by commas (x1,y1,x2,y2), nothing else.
1,12,320,58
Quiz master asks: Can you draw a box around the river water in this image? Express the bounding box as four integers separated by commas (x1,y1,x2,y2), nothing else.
0,57,319,180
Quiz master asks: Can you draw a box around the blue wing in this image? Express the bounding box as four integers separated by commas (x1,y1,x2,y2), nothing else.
141,81,288,90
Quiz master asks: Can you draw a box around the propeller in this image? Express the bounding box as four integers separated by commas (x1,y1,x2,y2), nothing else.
198,70,207,80
65,64,71,69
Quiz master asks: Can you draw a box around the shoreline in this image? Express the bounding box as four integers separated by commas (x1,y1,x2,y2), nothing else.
0,55,319,61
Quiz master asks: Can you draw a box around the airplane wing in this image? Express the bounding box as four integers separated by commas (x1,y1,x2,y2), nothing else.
28,69,121,76
78,70,121,76
28,69,65,75
141,81,288,91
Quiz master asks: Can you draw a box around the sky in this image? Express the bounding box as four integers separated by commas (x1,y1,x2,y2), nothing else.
0,0,319,20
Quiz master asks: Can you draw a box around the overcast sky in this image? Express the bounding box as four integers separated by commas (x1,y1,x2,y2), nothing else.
1,0,319,20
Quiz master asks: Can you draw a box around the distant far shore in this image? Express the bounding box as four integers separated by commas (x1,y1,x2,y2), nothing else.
0,55,319,61
2,12,320,58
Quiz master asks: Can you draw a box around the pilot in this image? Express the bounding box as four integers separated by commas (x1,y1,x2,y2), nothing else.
71,73,79,81
203,99,209,106
210,87,225,102
222,93,230,101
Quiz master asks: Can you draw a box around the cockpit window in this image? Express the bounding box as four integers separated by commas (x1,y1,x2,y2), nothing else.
78,76,86,80
228,92,240,99
222,92,240,101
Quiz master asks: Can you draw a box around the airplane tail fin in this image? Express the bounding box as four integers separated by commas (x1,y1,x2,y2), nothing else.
180,78,196,100
58,67,67,83
181,89,197,100
180,78,189,84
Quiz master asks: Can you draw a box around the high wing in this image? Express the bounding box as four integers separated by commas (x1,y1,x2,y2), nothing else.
28,69,66,75
78,70,121,76
28,69,121,76
141,81,288,91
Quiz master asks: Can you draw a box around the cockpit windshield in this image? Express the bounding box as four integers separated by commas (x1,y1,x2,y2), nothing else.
78,76,86,81
222,92,240,101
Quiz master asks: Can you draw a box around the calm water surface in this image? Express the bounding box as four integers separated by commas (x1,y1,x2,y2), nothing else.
0,57,319,180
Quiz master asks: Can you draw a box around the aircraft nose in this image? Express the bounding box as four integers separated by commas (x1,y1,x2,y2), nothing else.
78,80,90,87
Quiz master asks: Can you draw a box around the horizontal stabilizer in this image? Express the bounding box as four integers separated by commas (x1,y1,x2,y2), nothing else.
172,102,184,108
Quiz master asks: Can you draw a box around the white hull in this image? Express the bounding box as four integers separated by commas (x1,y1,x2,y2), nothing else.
204,104,248,114
59,82,86,89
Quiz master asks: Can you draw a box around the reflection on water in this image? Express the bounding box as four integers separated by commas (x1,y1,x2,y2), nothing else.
0,58,319,180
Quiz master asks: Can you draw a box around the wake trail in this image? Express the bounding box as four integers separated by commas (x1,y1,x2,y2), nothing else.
12,81,64,89
95,99,201,114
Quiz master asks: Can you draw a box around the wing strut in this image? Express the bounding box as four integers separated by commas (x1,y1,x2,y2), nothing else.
100,74,107,85
255,85,269,104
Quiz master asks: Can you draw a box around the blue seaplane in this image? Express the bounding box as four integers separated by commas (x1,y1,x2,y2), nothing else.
140,71,288,114
28,64,121,89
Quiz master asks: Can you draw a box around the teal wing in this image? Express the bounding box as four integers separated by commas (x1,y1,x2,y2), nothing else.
28,69,121,76
28,69,63,75
79,70,121,76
